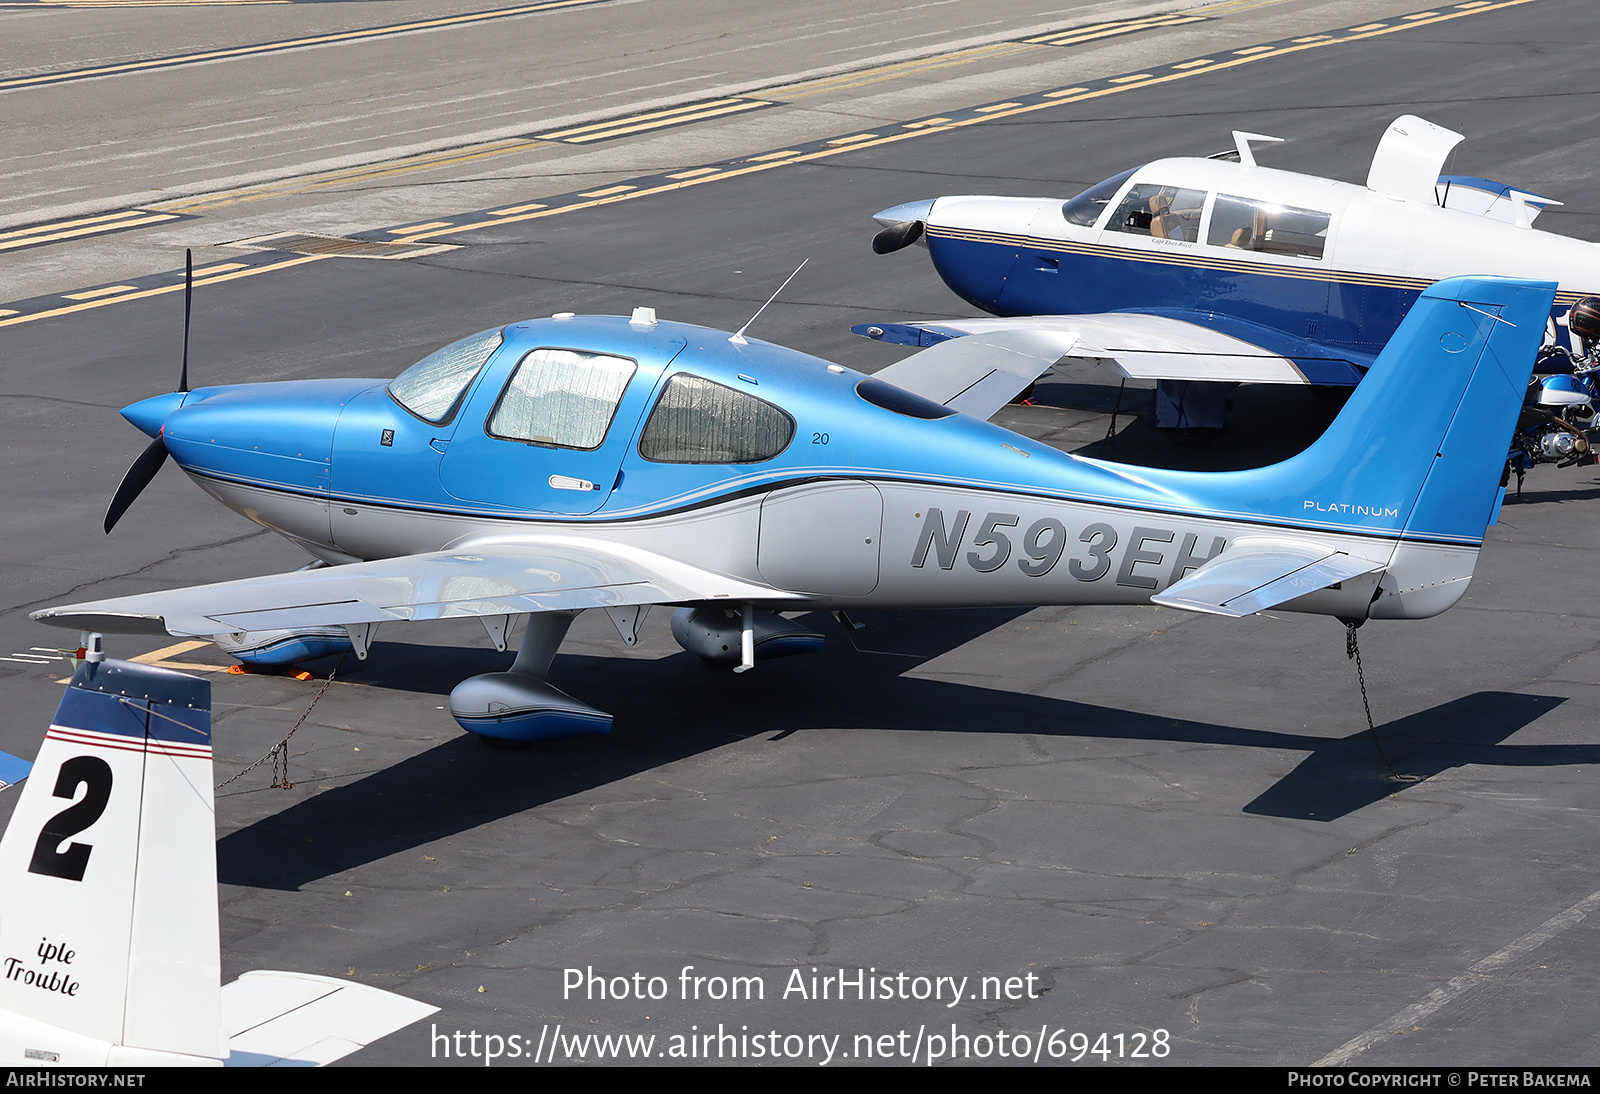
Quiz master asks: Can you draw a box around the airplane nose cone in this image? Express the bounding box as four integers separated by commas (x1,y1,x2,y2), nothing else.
120,391,185,439
871,198,936,230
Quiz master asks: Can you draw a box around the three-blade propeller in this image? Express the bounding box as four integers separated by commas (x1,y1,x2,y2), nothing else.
104,250,192,534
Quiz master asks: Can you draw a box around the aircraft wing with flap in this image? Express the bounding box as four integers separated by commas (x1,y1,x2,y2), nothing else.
856,312,1369,417
31,539,802,638
1151,537,1385,618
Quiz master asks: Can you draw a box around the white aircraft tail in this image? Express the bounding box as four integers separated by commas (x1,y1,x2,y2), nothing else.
0,642,434,1067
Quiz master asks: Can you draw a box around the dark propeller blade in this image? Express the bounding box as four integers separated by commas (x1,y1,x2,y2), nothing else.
872,219,924,255
178,248,192,393
103,436,170,534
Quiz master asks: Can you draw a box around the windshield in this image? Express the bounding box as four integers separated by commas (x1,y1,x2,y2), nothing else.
388,328,504,424
1061,169,1137,227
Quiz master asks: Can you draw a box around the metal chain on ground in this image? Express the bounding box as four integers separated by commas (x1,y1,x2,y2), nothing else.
217,652,347,791
1343,622,1417,783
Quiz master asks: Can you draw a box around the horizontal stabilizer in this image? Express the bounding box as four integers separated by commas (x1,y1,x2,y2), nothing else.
0,752,30,792
224,971,438,1067
1152,538,1384,617
33,538,801,637
857,313,1368,399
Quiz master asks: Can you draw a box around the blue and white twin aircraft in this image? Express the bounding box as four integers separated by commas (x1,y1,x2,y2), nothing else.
862,115,1600,428
34,276,1551,743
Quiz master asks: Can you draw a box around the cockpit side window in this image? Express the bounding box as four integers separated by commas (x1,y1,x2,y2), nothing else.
1105,183,1208,241
1061,169,1137,227
388,328,503,424
487,347,636,450
638,374,795,464
1207,195,1331,258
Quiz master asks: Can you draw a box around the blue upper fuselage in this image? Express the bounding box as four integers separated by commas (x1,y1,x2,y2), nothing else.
124,284,1555,556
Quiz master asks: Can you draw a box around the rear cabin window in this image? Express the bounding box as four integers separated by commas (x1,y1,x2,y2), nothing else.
388,328,503,423
1061,169,1137,227
1105,183,1208,242
1207,195,1331,258
487,348,636,450
638,374,795,464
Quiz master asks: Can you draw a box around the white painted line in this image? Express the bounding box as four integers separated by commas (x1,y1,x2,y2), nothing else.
1315,887,1600,1065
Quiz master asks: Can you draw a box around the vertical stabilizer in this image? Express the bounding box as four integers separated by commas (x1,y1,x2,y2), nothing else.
0,649,437,1067
1367,115,1464,204
0,657,220,1065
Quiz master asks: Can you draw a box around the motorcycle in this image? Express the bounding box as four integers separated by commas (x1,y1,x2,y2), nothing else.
1505,342,1600,496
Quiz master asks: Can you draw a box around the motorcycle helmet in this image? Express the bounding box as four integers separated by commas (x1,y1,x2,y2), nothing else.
1568,297,1600,351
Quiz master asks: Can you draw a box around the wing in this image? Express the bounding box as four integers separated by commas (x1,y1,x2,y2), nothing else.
855,312,1370,416
31,538,801,638
1151,537,1384,618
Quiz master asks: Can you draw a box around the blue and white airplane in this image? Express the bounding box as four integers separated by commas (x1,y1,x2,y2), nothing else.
0,639,434,1066
33,275,1551,744
861,115,1599,428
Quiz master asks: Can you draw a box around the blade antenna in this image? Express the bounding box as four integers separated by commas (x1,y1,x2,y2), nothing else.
729,259,808,345
179,249,192,393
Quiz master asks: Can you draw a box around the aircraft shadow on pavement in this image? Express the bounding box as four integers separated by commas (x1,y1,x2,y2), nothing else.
217,611,1581,889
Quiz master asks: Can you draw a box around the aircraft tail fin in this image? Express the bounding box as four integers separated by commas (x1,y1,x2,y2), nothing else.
0,650,221,1065
1261,275,1553,546
0,645,434,1067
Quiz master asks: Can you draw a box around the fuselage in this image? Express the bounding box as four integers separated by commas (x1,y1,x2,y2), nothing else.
918,156,1600,369
121,306,1532,623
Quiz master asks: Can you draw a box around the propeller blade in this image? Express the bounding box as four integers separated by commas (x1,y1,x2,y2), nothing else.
178,248,192,394
872,219,924,255
103,436,170,534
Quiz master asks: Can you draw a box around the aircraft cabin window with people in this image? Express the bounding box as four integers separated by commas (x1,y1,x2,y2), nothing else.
1207,195,1332,258
387,327,504,424
487,347,636,450
1106,183,1208,242
638,374,795,463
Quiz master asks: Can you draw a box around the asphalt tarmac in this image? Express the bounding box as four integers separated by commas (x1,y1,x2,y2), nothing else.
2,0,1600,1069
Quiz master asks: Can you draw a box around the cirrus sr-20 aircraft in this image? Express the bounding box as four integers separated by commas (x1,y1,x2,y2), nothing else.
33,274,1551,744
861,115,1599,430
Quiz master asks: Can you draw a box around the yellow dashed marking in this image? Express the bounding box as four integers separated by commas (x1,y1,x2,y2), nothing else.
3,0,1537,329
64,285,138,300
0,211,180,252
190,262,248,276
1172,59,1215,69
538,99,771,144
390,222,451,234
490,203,548,216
